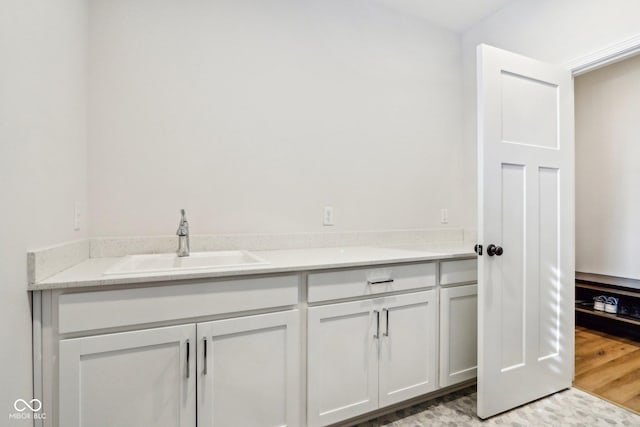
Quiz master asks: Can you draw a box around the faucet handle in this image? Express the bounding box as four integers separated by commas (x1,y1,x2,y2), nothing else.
177,209,189,235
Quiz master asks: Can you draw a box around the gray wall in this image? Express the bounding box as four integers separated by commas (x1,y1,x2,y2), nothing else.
87,0,465,237
0,0,88,417
575,55,640,279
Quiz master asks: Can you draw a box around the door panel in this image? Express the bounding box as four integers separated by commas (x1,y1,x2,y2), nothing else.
59,324,196,427
307,300,378,427
197,310,300,427
440,284,478,387
500,71,559,149
378,291,437,407
499,163,526,371
477,44,574,419
538,167,561,360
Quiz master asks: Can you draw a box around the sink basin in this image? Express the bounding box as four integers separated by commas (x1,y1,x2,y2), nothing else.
104,250,269,275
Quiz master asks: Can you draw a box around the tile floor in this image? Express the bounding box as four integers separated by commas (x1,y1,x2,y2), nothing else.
357,385,640,426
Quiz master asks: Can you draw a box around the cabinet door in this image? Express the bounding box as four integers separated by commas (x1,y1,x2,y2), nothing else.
307,299,378,427
439,284,478,387
378,290,438,407
197,310,301,427
59,324,196,427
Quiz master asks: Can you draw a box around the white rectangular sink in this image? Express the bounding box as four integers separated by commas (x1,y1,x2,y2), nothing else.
104,250,269,275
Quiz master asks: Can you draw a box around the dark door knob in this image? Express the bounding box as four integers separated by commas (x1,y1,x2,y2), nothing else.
486,244,503,256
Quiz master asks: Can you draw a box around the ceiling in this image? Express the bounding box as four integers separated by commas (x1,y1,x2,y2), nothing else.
374,0,515,32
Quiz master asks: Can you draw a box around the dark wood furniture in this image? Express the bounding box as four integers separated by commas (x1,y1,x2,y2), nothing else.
575,272,640,340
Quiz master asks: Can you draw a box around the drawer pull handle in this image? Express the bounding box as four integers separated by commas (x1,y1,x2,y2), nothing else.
374,310,380,339
383,308,389,337
185,339,190,378
368,279,394,285
203,337,208,375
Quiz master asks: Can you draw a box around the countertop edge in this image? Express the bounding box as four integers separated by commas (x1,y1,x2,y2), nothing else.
29,251,476,291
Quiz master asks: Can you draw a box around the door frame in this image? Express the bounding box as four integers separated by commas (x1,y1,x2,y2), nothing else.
562,29,640,391
564,33,640,76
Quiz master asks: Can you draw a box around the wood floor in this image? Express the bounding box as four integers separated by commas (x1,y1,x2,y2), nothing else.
574,326,640,413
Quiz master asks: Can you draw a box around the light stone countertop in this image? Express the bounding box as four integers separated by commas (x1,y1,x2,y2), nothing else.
30,243,476,291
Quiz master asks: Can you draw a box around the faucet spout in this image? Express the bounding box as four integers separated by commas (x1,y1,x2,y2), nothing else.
176,209,190,257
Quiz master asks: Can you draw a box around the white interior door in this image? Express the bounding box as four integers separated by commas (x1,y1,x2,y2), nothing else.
477,44,574,419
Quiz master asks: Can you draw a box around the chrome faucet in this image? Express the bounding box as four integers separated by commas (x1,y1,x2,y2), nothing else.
176,209,190,257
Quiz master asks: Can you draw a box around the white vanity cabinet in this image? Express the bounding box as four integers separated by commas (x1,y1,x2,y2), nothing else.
36,256,479,427
307,262,438,427
438,259,478,387
307,299,379,427
58,311,301,427
42,274,301,427
197,310,301,427
59,311,302,427
59,324,196,427
378,291,437,407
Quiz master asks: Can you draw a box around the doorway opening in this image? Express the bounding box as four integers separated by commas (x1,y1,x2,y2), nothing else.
573,52,640,414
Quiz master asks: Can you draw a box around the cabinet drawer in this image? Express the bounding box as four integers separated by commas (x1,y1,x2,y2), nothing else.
58,275,298,334
439,259,477,286
308,263,435,303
